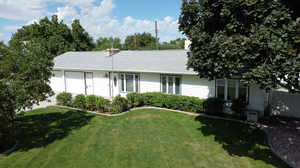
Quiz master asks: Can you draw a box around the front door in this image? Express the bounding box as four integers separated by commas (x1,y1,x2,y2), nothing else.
85,72,94,95
112,73,119,97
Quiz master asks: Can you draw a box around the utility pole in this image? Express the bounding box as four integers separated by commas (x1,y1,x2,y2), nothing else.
155,21,159,50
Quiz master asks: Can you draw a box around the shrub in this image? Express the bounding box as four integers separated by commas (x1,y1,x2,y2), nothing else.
110,95,128,114
127,93,144,108
56,92,72,106
203,98,224,115
141,92,205,113
142,92,167,107
96,97,111,112
86,95,98,111
231,98,247,116
72,94,86,109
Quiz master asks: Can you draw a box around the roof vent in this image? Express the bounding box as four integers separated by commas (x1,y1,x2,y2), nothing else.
105,48,120,56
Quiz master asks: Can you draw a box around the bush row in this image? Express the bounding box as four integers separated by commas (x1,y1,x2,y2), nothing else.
56,93,113,113
56,92,208,114
56,92,245,115
136,92,205,113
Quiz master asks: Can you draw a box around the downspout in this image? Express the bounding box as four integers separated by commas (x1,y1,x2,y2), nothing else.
111,50,114,98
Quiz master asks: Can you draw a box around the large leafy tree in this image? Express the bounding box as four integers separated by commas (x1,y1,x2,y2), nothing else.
179,0,300,93
9,15,95,57
94,37,122,51
9,15,73,57
71,19,95,51
0,40,53,151
124,32,157,50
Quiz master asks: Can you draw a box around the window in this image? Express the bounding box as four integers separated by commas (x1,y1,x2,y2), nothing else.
161,75,181,94
216,80,225,99
120,73,139,92
227,80,236,101
216,79,249,102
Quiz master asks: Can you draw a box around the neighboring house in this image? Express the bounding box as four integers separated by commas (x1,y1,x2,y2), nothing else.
50,49,268,117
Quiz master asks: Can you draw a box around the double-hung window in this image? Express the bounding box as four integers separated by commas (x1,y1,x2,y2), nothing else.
161,75,181,94
120,73,139,93
216,79,249,102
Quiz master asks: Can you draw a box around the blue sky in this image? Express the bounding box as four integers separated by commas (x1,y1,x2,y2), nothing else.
0,0,184,43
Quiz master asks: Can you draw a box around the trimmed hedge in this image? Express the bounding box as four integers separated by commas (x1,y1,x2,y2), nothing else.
56,92,72,106
96,96,111,112
127,92,144,108
110,95,128,114
141,92,205,113
56,92,206,114
203,98,224,115
86,95,98,111
142,92,166,107
72,94,87,109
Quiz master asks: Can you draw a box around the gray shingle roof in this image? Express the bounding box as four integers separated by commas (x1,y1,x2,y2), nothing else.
53,50,197,75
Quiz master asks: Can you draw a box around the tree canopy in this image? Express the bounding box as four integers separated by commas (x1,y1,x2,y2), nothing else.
159,38,186,50
94,37,122,51
71,19,95,51
124,32,157,50
9,15,94,57
179,0,300,93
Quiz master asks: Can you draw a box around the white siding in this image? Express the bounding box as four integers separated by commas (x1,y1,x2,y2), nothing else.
140,73,161,93
65,71,86,94
50,70,64,92
181,75,215,99
93,71,110,98
247,85,266,114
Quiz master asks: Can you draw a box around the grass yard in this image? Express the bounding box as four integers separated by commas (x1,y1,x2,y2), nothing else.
0,107,289,168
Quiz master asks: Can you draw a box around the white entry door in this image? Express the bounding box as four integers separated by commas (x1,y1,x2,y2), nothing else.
85,72,94,95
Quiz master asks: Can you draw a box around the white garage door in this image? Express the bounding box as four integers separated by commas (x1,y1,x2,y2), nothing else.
50,71,64,92
65,71,86,94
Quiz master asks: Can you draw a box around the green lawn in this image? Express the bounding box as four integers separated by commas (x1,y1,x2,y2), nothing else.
0,107,288,168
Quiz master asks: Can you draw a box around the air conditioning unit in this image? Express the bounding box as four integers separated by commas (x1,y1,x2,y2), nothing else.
247,111,258,123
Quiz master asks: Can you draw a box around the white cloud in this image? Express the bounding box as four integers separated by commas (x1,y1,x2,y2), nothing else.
56,6,79,22
2,0,182,42
0,32,3,37
55,0,181,42
0,0,47,20
54,0,95,8
4,25,21,32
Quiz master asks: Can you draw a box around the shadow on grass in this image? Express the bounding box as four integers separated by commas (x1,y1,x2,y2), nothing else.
195,116,290,168
14,109,94,152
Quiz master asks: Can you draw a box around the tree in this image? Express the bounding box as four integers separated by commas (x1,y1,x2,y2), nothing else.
9,15,73,57
179,0,300,93
9,15,95,57
71,19,94,51
0,39,53,151
94,37,122,51
124,33,157,50
159,38,186,50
